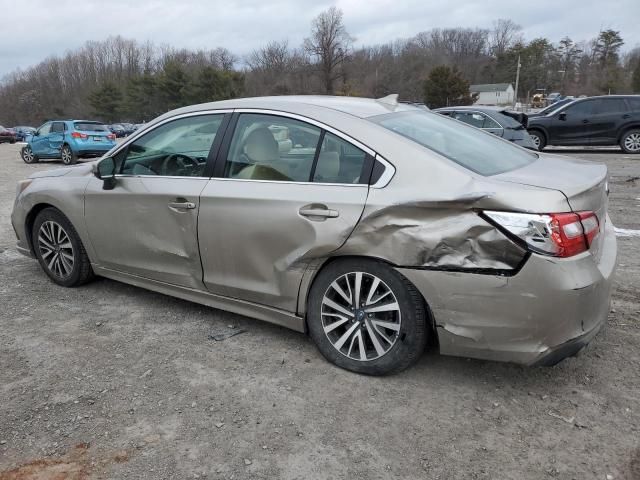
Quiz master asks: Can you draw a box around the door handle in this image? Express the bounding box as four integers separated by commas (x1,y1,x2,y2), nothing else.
582,119,589,124
168,201,196,210
299,205,339,219
622,114,631,119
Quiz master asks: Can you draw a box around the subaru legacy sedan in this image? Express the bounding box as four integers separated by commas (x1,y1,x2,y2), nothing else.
11,95,617,375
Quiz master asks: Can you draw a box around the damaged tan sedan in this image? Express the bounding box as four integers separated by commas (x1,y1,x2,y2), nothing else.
11,95,617,375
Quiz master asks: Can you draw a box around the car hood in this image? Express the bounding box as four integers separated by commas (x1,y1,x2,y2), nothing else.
28,163,94,179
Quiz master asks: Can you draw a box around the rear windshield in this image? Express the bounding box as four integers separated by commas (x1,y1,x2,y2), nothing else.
494,112,523,128
74,122,109,132
370,111,537,176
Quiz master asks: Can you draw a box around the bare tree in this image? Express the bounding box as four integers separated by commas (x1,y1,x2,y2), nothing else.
303,7,353,94
490,19,523,56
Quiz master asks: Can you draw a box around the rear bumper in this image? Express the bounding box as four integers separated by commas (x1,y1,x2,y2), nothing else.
397,216,617,365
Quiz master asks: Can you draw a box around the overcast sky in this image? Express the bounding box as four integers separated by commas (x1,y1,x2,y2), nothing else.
1,0,638,78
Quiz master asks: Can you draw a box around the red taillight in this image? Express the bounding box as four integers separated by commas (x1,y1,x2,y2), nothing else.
484,210,600,258
71,131,87,139
107,134,116,140
548,212,589,257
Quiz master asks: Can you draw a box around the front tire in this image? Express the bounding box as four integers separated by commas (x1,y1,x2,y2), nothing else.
61,145,77,165
21,146,38,163
620,129,640,154
307,258,428,375
32,208,93,287
528,130,546,151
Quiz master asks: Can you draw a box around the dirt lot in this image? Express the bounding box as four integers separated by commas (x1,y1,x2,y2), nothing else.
0,142,638,480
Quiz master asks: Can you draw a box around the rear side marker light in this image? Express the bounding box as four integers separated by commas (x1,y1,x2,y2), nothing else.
484,210,600,258
71,131,88,139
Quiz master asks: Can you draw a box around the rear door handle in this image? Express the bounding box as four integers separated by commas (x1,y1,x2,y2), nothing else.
168,201,196,210
582,119,589,124
299,205,339,218
622,114,631,119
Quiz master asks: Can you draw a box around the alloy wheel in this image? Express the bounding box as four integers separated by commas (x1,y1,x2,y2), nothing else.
37,221,75,279
61,147,72,164
624,133,640,152
530,134,541,149
22,147,34,163
321,271,401,361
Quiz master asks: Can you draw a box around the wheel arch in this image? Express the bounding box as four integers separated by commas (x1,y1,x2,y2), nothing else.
24,203,62,254
527,126,548,142
616,124,640,143
298,255,438,345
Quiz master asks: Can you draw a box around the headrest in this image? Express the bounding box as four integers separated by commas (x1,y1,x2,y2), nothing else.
243,127,279,163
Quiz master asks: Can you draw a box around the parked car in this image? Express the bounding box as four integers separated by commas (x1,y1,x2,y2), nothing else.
109,124,127,138
529,98,576,118
14,126,36,142
527,95,640,152
20,120,116,165
0,125,17,144
120,123,137,136
11,95,616,375
434,106,538,150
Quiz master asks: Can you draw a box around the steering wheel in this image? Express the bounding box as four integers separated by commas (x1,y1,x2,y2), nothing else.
161,153,200,176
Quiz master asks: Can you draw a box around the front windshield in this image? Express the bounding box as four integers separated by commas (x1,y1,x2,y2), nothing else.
370,111,537,176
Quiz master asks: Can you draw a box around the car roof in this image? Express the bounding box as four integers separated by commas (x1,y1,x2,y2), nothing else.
163,95,421,120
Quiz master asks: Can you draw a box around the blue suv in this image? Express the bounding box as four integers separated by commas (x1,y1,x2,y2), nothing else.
21,120,116,165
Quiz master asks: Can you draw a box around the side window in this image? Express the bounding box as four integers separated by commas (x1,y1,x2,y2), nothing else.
37,123,51,136
51,122,65,133
313,132,367,184
482,115,501,129
224,114,321,182
120,115,223,177
627,98,640,112
453,112,484,128
594,99,628,114
564,101,594,116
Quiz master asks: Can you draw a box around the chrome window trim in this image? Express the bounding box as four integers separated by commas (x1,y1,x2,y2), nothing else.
206,177,369,187
372,155,395,188
108,109,234,159
106,107,396,187
232,108,377,157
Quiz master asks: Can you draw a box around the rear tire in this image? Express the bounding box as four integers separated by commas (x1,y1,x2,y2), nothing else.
620,129,640,154
307,258,428,375
61,145,77,165
21,146,38,163
32,208,93,287
528,129,547,151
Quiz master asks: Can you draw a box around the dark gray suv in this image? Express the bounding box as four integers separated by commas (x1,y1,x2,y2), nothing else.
526,95,640,153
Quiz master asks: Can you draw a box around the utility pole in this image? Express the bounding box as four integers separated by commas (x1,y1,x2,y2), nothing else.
513,54,521,108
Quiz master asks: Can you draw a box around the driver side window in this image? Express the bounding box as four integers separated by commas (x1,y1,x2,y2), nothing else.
120,114,223,177
38,123,52,136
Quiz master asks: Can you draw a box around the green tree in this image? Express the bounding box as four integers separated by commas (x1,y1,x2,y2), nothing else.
593,30,624,93
632,61,640,93
423,66,471,108
158,60,191,111
87,82,122,122
124,71,160,122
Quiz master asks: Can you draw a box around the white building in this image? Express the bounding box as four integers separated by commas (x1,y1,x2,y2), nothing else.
470,83,514,106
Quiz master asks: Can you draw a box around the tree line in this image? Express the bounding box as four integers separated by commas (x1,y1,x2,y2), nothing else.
1,8,639,125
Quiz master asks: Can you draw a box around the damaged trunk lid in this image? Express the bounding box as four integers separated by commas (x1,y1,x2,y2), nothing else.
492,154,609,260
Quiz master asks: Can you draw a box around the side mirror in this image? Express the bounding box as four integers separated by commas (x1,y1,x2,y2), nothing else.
558,112,567,121
95,157,117,190
33,131,40,136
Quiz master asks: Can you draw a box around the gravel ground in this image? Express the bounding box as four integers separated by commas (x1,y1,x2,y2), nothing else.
0,143,638,480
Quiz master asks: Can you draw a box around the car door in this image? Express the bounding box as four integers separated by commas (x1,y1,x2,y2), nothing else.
198,112,372,312
587,98,629,145
549,99,596,145
49,121,65,155
84,112,230,289
31,122,52,156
